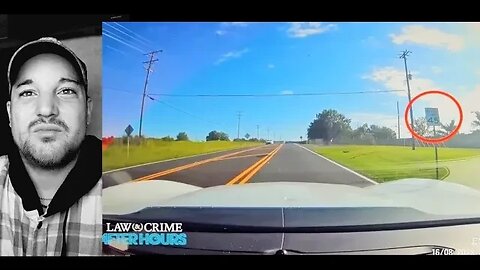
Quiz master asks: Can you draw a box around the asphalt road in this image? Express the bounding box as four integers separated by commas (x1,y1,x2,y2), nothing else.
103,143,376,189
251,144,375,187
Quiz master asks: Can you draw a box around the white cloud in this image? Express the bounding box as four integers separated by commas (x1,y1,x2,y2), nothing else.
363,66,436,97
215,30,227,36
467,23,480,38
287,22,336,38
468,22,480,31
364,66,480,133
431,66,443,74
268,64,275,69
390,25,464,52
281,90,293,95
215,48,249,65
476,70,480,77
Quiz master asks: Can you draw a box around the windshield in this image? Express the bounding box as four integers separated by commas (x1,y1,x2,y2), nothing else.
102,22,480,223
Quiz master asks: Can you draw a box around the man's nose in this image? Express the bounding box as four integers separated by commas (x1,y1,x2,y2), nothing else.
35,94,59,118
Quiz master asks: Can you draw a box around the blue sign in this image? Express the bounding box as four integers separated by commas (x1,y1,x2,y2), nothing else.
125,124,134,136
425,108,440,126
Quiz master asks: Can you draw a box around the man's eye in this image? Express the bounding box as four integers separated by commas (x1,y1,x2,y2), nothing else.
19,90,35,97
58,89,77,95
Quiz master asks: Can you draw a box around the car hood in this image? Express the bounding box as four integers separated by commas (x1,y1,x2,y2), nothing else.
103,179,480,216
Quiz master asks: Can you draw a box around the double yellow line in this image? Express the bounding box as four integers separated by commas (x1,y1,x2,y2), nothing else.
134,146,264,182
226,143,283,185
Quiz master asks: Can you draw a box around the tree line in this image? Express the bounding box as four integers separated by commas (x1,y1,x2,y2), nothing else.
306,109,478,145
115,130,265,143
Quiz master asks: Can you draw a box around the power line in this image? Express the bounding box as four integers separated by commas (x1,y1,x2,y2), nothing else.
104,23,153,50
113,22,156,47
104,88,139,95
102,88,228,128
104,45,128,56
147,95,227,128
103,28,136,47
147,90,405,97
103,32,144,54
103,29,148,53
107,88,404,98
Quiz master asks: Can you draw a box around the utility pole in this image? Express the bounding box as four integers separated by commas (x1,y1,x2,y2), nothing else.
257,125,259,139
397,101,401,139
400,50,415,150
139,50,162,138
267,128,270,140
236,111,242,139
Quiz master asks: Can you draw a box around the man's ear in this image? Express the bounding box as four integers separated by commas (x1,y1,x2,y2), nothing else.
6,101,11,127
86,97,93,126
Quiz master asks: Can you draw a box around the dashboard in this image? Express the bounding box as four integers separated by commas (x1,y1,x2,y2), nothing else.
102,207,480,255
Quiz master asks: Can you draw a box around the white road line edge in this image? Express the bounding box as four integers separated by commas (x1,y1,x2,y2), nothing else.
295,144,378,185
103,145,266,174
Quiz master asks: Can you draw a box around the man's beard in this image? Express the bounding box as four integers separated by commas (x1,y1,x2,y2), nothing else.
18,135,83,170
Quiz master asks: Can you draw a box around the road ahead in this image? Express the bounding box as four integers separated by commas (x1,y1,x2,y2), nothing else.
103,143,376,189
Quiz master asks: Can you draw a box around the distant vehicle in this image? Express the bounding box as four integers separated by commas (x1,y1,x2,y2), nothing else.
266,140,274,145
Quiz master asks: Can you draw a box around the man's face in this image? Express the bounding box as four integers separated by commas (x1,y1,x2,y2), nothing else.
6,53,92,169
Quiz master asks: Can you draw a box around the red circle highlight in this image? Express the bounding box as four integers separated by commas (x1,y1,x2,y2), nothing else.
404,90,463,144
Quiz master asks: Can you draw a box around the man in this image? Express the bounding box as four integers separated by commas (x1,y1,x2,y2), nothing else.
0,37,102,256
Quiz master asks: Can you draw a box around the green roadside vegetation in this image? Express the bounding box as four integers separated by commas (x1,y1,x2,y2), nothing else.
311,145,480,182
103,140,262,171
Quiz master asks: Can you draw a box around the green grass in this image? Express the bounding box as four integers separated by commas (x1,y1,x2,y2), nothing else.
103,140,262,172
311,145,480,183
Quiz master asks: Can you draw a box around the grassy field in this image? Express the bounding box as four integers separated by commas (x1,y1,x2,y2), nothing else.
103,140,262,172
311,145,480,183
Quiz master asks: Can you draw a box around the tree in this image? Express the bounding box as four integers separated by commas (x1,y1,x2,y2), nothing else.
161,136,175,141
413,117,429,137
206,131,230,141
176,132,189,141
347,123,374,144
369,125,396,141
473,111,480,130
218,132,229,141
245,133,251,140
307,109,352,144
438,120,456,136
206,131,220,141
352,123,371,139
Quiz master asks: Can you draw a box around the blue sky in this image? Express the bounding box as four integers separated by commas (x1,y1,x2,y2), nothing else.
103,22,480,141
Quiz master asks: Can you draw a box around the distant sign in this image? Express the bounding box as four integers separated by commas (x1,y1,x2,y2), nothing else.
125,124,134,136
425,108,440,126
